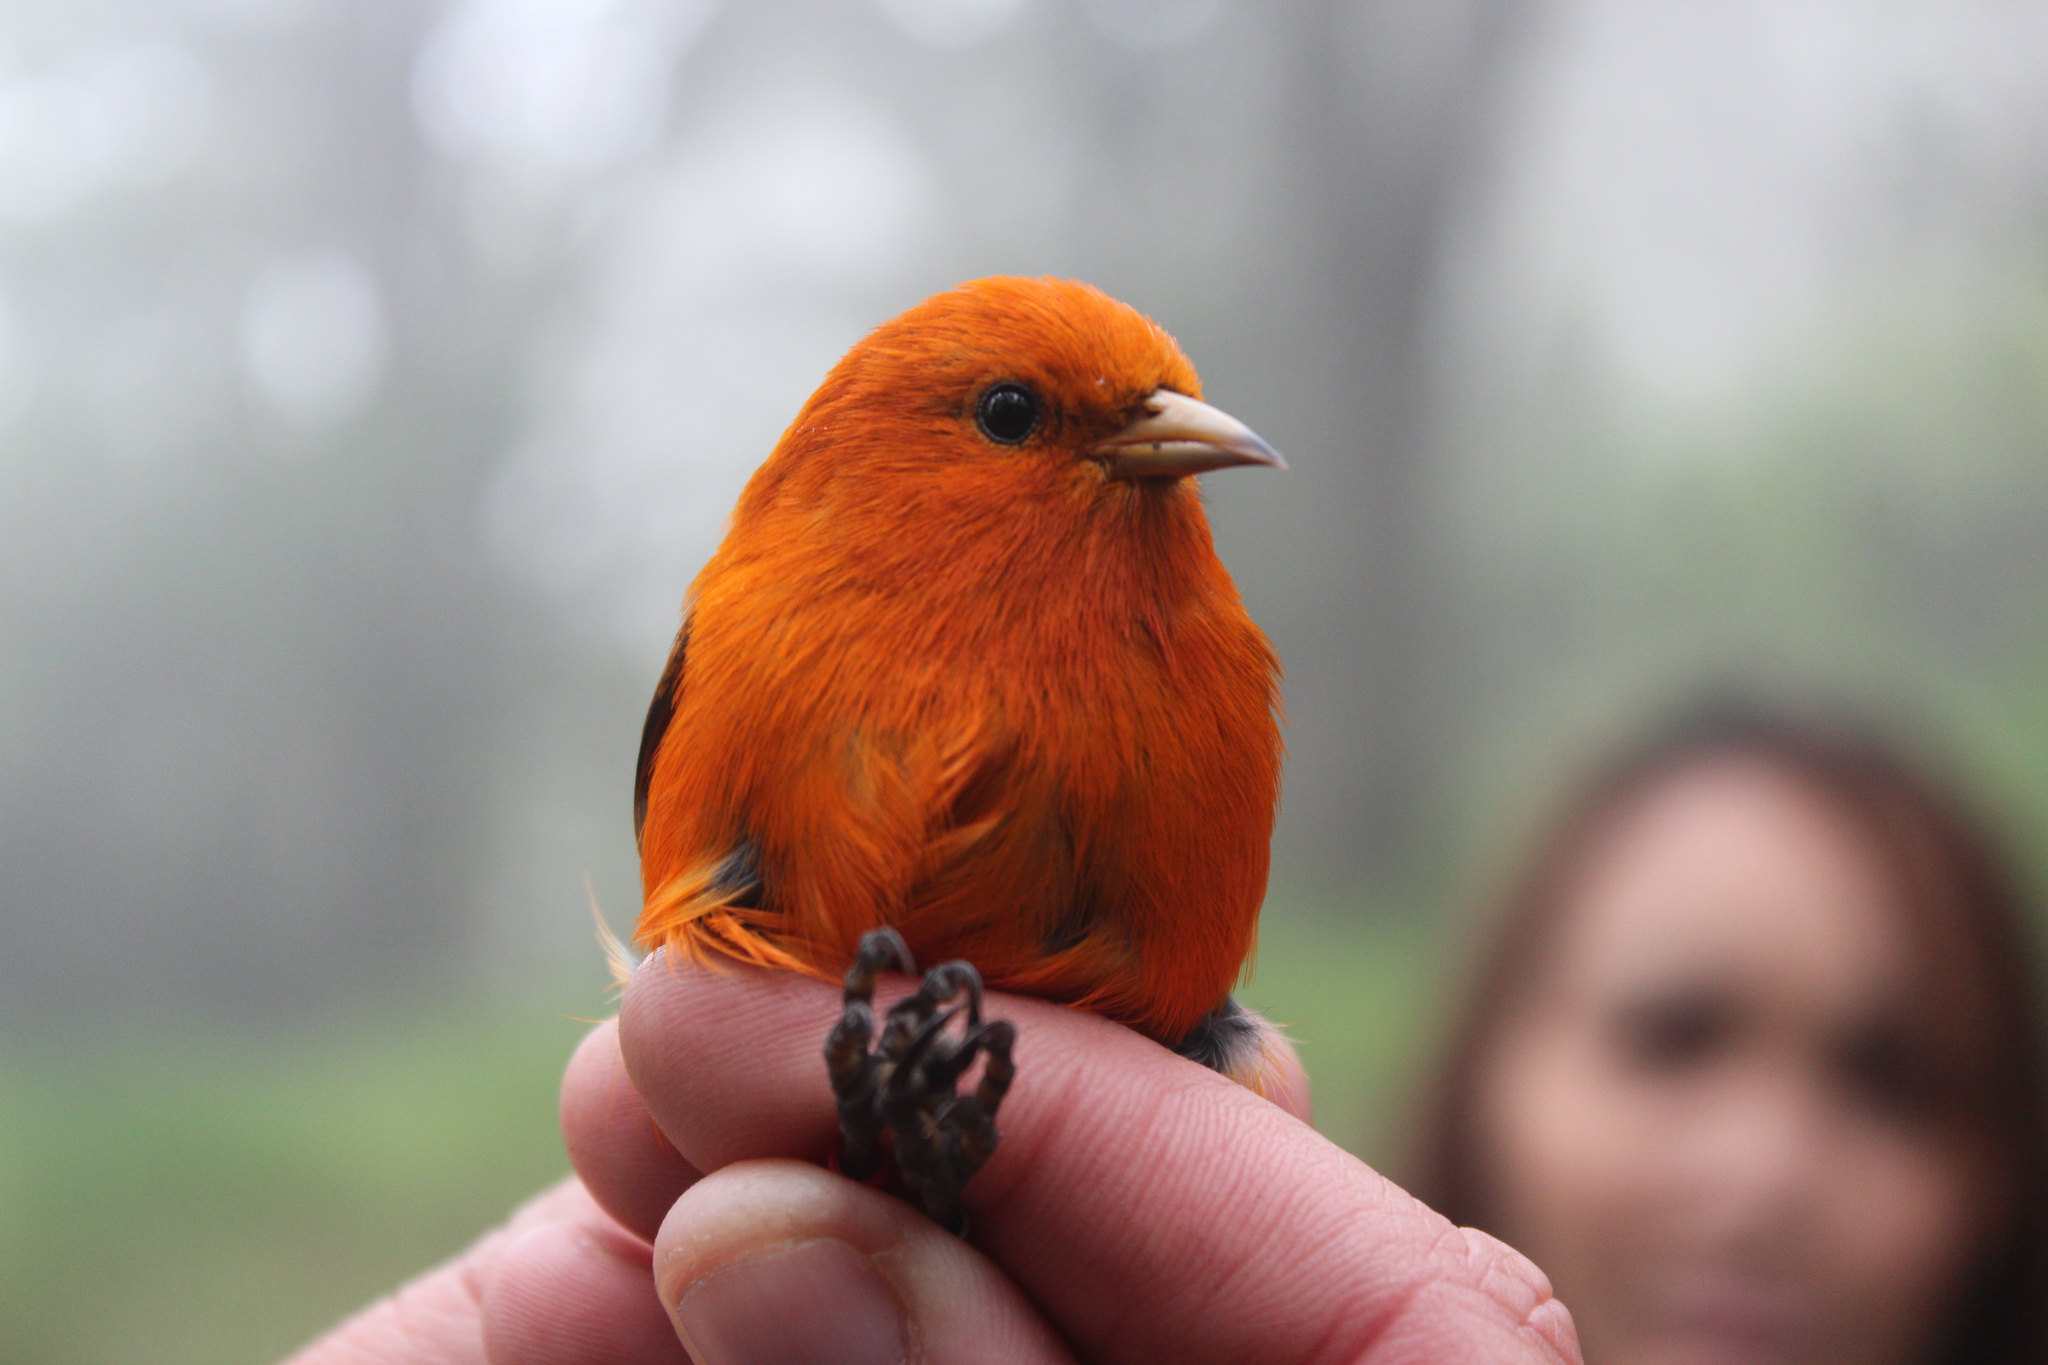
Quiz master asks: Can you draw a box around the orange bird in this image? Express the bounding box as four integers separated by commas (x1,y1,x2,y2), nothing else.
633,277,1283,1223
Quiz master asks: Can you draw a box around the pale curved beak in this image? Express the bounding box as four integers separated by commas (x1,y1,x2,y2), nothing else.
1089,388,1287,480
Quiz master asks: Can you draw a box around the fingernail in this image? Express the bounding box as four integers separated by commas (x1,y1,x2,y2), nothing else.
676,1237,906,1365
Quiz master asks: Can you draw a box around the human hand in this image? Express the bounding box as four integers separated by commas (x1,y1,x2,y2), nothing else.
530,953,1580,1364
286,953,1577,1363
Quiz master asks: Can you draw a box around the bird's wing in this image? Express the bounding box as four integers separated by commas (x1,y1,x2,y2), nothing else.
634,616,689,848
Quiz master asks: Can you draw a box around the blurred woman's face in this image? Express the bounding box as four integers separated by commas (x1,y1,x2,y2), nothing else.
1477,757,1997,1365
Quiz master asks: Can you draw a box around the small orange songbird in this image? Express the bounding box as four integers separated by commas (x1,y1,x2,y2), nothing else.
633,276,1283,1225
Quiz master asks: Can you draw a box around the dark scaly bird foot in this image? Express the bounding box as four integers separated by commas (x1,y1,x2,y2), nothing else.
824,927,1016,1236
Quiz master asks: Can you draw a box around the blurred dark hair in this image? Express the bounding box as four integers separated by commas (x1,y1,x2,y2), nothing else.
1410,698,2048,1365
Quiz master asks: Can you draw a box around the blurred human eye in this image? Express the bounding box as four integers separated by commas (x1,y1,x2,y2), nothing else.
1608,986,1736,1076
1833,1014,1943,1124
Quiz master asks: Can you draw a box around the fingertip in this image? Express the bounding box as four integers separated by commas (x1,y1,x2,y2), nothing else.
561,1018,701,1241
618,955,845,1171
652,1161,1074,1365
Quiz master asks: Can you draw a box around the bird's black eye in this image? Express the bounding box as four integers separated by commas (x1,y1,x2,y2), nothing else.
975,382,1041,445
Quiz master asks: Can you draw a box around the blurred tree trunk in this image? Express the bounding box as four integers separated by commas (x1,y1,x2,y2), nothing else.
1264,0,1535,895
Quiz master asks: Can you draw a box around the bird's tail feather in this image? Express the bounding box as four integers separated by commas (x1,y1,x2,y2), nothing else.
586,873,640,995
637,863,824,979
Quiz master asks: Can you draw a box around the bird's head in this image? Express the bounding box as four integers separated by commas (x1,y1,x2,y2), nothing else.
744,277,1282,524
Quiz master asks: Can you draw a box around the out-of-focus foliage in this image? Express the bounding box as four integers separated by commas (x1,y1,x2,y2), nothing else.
0,1006,574,1365
5,0,2048,1359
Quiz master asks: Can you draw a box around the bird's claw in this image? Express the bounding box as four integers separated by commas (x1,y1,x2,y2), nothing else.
825,927,1016,1235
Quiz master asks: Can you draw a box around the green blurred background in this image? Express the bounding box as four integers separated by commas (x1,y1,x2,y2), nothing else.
6,1,2048,1360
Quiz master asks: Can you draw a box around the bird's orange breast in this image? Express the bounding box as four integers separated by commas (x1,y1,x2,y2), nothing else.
637,476,1279,1047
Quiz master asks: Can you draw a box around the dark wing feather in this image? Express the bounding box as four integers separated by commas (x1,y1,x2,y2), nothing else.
635,618,690,848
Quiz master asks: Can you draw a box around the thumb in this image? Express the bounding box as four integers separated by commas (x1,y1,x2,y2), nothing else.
654,1160,1075,1365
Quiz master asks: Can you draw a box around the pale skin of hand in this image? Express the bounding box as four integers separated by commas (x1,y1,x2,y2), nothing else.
286,954,1580,1365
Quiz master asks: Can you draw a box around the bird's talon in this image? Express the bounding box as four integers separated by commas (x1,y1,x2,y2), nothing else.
824,927,1015,1234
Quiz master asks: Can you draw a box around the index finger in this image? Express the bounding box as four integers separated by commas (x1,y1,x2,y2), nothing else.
616,954,1578,1365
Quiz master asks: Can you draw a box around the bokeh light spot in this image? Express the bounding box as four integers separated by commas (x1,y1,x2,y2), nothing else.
239,250,389,429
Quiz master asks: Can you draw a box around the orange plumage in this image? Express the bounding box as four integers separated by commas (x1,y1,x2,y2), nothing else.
633,277,1281,1055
